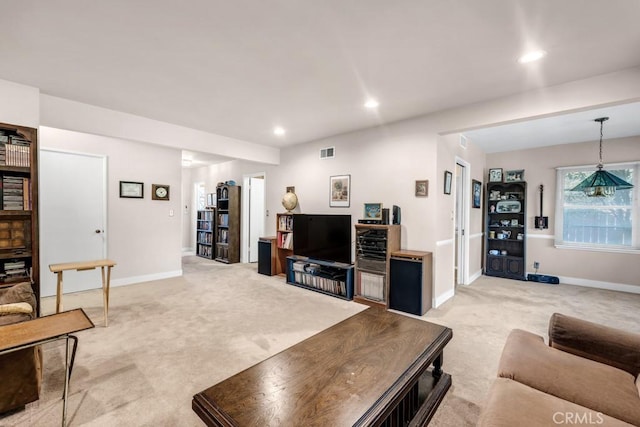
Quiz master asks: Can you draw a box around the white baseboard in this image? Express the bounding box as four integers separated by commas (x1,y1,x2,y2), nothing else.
434,288,455,308
182,248,195,255
468,269,483,284
111,270,183,288
551,274,640,294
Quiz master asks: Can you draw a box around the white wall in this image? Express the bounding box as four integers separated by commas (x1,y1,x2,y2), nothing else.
40,95,280,165
40,127,183,285
0,79,39,128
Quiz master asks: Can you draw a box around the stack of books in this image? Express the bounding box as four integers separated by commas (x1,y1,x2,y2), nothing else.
0,132,30,167
2,176,30,210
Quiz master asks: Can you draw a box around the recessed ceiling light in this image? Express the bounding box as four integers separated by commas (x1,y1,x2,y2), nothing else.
518,50,547,64
273,126,286,136
364,98,379,109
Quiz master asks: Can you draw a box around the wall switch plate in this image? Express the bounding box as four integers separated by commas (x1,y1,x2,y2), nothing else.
169,209,174,217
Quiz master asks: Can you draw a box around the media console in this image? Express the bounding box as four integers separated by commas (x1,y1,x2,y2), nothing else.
286,255,354,300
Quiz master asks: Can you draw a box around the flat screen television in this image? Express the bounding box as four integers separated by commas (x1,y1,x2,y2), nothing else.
293,214,351,264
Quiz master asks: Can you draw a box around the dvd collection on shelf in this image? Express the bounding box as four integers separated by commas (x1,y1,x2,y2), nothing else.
197,245,213,258
217,229,229,243
292,261,347,296
217,213,229,227
197,231,212,244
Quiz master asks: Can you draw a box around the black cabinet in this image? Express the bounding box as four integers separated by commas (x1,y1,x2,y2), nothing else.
389,251,432,316
485,181,527,280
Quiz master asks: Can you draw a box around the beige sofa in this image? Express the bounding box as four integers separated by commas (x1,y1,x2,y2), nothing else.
0,281,42,414
478,313,640,426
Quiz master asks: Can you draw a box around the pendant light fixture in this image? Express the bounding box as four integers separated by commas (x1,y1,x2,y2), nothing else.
571,117,633,197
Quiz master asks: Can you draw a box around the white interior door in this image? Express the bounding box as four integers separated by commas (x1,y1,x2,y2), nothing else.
40,149,106,297
455,159,470,285
248,176,265,262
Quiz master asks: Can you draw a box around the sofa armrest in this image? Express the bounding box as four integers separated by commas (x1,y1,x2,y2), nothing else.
548,313,640,377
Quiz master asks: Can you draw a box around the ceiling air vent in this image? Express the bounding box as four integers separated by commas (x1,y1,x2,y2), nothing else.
320,147,335,159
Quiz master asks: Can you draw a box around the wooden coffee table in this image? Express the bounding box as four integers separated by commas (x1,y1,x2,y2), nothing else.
193,307,452,426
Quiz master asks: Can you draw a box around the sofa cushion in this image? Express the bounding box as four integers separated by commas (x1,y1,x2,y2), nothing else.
0,282,36,310
0,302,33,315
549,313,640,377
478,378,633,427
498,329,640,426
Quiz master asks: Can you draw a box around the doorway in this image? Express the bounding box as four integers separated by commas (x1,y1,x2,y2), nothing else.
242,173,266,263
454,158,470,286
39,149,107,297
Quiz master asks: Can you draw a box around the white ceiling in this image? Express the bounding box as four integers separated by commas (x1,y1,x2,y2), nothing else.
1,1,640,154
464,101,640,153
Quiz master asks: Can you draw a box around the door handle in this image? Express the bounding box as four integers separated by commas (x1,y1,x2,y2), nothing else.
95,229,103,234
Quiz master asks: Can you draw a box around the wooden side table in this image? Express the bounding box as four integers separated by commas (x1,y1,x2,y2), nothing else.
49,259,116,326
0,309,94,426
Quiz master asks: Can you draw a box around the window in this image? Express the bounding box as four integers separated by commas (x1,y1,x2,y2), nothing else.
555,162,638,251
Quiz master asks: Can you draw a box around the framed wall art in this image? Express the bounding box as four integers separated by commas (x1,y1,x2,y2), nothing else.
444,171,452,195
488,168,503,182
119,181,143,199
415,180,428,197
364,203,383,220
472,179,482,208
505,169,525,182
330,174,350,207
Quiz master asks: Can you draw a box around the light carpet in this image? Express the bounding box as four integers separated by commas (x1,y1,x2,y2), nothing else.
2,256,639,426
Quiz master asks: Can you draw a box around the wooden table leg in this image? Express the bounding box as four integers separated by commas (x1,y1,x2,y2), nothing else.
56,272,64,314
101,266,111,327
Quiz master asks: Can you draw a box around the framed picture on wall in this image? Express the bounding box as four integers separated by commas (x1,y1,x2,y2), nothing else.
472,179,482,208
505,169,525,182
364,203,383,220
119,181,144,199
415,180,428,197
444,171,453,195
330,174,350,207
488,168,503,182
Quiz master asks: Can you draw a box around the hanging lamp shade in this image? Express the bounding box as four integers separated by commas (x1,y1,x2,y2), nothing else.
570,117,634,197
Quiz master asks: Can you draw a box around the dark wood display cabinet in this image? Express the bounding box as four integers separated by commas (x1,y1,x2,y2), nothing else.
485,181,527,280
0,122,39,314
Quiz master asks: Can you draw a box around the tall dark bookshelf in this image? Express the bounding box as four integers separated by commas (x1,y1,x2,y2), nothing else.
0,122,39,314
215,184,241,263
196,209,216,259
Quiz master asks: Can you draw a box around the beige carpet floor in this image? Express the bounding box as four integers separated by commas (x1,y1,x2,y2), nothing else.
2,256,639,426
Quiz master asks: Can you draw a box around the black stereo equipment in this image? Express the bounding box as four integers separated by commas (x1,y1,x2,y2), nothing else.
393,205,401,225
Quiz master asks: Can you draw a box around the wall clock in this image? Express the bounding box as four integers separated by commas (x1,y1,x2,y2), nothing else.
152,184,170,201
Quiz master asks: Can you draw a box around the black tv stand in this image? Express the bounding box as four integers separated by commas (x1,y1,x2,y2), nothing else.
286,255,354,300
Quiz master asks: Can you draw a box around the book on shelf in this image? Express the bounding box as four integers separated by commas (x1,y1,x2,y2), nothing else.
278,232,293,249
0,135,30,167
278,214,293,231
1,176,30,210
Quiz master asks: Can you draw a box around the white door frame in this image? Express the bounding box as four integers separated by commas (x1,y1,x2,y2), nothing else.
241,172,266,263
455,156,471,285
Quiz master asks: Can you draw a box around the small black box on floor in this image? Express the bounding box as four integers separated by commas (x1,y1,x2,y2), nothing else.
527,274,559,284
